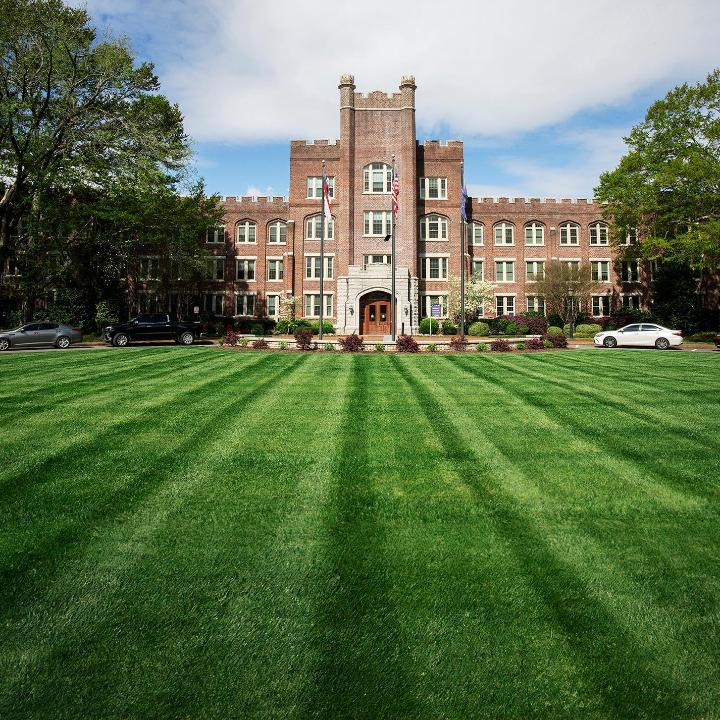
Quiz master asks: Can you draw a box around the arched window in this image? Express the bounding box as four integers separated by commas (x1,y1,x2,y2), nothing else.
524,221,544,246
268,220,287,244
468,221,484,246
559,221,580,246
305,213,334,240
589,221,608,246
494,221,514,246
363,162,392,194
419,214,448,240
236,220,257,244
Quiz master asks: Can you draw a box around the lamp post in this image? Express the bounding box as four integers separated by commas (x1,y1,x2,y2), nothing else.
568,288,575,339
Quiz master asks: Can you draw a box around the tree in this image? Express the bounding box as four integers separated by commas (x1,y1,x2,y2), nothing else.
446,273,495,326
533,260,599,328
595,69,720,269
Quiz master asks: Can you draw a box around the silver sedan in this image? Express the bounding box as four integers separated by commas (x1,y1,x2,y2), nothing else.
0,322,83,350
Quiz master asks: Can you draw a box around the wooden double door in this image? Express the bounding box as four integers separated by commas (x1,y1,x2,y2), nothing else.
360,292,391,335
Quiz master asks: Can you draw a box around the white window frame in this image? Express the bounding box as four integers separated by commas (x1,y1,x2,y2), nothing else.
468,222,484,246
305,214,334,240
363,254,392,268
525,260,545,282
559,222,580,246
206,225,225,244
524,222,545,246
622,294,641,310
203,292,225,315
526,295,545,314
363,163,392,194
420,293,448,318
495,294,516,317
592,295,611,316
266,293,281,317
303,292,333,318
591,260,611,283
420,214,449,241
471,259,484,279
304,255,333,280
236,220,257,244
207,256,225,282
419,177,448,200
235,257,255,282
494,222,514,246
589,222,609,246
419,255,449,280
495,260,515,283
268,220,287,244
266,258,284,282
363,210,393,237
307,176,335,199
621,259,640,282
235,293,255,317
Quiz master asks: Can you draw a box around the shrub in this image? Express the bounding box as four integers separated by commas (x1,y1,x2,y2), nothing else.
546,326,564,337
279,341,288,350
544,339,553,349
547,333,568,348
450,336,468,352
686,331,716,342
476,342,488,352
251,338,269,350
515,342,525,350
95,300,119,330
396,334,419,353
250,322,265,336
468,321,490,336
338,334,364,352
323,342,334,351
223,326,240,346
374,343,385,352
274,319,292,334
310,320,335,335
490,338,513,352
525,337,545,351
563,323,602,338
517,324,529,335
419,317,440,335
238,338,249,348
294,328,314,350
505,322,517,335
426,342,437,352
442,320,457,335
548,313,564,328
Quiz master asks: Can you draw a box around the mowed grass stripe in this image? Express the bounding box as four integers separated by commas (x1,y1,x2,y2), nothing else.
0,353,314,714
393,355,694,718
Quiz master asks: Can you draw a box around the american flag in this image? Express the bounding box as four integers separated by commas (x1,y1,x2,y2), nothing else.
322,172,332,222
391,161,399,218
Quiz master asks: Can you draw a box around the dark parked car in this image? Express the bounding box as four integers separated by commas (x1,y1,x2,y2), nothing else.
103,314,201,347
715,333,720,349
0,322,83,351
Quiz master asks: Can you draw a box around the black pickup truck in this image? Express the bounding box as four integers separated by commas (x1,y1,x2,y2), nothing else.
103,314,202,347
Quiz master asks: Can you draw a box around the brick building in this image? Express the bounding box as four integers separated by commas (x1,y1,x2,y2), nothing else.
160,74,651,333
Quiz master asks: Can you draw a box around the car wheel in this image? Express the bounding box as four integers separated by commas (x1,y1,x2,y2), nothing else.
603,336,617,348
179,331,194,346
0,338,10,351
113,333,129,347
55,335,71,349
655,337,670,350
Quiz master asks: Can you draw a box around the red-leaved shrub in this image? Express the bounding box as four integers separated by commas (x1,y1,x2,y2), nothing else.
490,338,513,352
223,326,240,345
524,337,545,351
396,335,419,353
251,338,269,350
338,334,364,352
450,336,468,352
294,328,314,350
546,333,568,348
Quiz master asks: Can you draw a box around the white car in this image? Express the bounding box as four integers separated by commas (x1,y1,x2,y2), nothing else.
594,323,683,350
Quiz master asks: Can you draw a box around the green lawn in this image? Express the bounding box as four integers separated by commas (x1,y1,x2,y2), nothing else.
1,347,719,719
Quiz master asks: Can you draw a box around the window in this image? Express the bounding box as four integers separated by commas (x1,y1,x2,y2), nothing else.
524,222,544,246
496,295,515,316
4,257,21,276
621,259,640,282
267,259,284,281
305,255,333,279
419,177,448,199
495,260,515,282
471,259,484,279
562,260,580,272
526,296,545,314
203,293,224,315
420,256,449,280
235,258,255,281
592,295,610,316
268,221,287,244
420,294,448,318
363,163,392,194
305,214,334,240
589,222,609,246
494,222,514,245
236,221,256,244
591,260,610,282
560,222,580,246
206,226,225,244
468,222,484,246
307,176,335,199
139,257,160,280
266,294,280,317
363,254,391,267
363,211,392,237
207,257,225,281
622,228,637,245
525,260,544,281
138,292,162,314
622,294,641,310
304,293,333,317
420,214,448,240
235,293,255,316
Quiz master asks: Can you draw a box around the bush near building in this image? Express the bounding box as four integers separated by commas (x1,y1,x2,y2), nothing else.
338,334,364,352
490,338,513,352
419,318,440,335
563,323,603,338
467,321,490,336
396,335,420,353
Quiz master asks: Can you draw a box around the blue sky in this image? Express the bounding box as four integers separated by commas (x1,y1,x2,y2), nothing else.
78,0,720,199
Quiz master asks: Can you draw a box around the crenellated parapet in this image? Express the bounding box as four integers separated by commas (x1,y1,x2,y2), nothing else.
470,197,601,206
290,139,342,159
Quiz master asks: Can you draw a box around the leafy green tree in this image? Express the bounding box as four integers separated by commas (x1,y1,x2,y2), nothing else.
595,69,720,268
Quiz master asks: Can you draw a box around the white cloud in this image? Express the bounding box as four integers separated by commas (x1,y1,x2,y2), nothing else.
81,0,720,143
243,185,274,197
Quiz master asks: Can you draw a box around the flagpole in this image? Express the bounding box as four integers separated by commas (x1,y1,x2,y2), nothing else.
460,161,466,341
391,154,396,342
319,160,325,341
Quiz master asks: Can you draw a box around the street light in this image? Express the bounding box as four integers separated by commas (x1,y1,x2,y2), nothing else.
568,287,575,339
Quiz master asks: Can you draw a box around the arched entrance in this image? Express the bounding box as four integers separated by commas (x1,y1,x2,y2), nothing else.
359,291,391,335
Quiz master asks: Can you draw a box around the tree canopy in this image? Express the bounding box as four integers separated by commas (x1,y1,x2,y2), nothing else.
595,69,720,268
533,260,599,326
